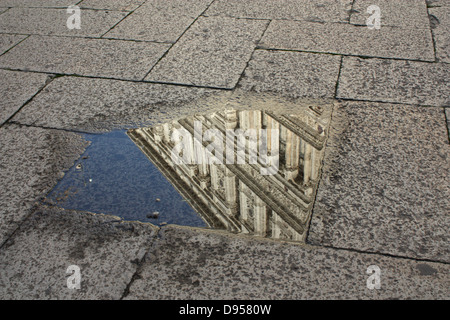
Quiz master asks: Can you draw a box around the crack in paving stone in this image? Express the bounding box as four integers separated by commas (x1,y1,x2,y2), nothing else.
44,93,334,244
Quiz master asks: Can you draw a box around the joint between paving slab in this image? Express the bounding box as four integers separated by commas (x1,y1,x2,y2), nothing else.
347,0,356,23
234,19,272,91
8,6,136,13
120,225,162,300
99,36,173,45
349,23,407,29
426,5,439,62
68,7,132,13
140,0,218,81
0,0,84,10
255,47,342,57
320,244,450,266
7,120,105,136
426,1,446,9
201,13,271,22
142,79,233,90
0,32,174,44
0,34,30,58
0,67,232,91
0,73,56,129
443,107,450,144
99,0,149,38
200,16,350,25
206,16,420,30
336,97,448,108
254,47,437,64
334,55,344,99
0,203,41,251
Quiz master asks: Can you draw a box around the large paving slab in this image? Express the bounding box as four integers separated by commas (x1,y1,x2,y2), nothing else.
0,35,170,80
429,6,450,63
350,0,431,29
308,102,450,263
146,16,268,88
0,7,128,37
337,57,450,106
79,0,145,11
205,0,353,23
237,50,341,99
124,225,449,299
11,76,219,132
0,124,88,245
0,70,49,125
0,0,77,7
104,0,213,43
0,34,26,55
260,20,435,61
0,205,158,299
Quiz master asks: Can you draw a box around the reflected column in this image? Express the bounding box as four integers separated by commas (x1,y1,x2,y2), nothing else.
285,129,300,181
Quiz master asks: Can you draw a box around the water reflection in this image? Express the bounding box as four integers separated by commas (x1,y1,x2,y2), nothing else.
128,107,328,242
45,130,206,227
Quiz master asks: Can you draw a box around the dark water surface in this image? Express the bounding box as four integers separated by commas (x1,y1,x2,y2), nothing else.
46,130,207,227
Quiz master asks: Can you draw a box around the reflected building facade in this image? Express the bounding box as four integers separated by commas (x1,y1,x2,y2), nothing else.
127,107,327,242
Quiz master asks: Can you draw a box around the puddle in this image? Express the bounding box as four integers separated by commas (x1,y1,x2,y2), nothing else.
47,96,333,242
45,130,206,227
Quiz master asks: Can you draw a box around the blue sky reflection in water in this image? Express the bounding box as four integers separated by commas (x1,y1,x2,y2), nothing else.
46,130,207,227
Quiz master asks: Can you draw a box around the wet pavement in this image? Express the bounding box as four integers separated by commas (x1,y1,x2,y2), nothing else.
0,0,449,300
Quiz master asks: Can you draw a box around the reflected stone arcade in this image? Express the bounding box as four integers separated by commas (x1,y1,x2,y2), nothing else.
128,103,331,243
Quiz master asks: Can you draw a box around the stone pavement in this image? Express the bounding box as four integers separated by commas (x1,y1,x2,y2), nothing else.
0,0,449,300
